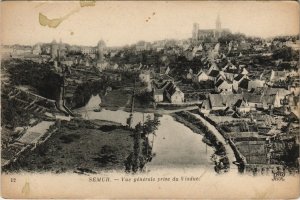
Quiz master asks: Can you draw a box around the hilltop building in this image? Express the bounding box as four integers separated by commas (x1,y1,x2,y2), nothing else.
32,44,42,55
192,15,231,42
51,40,59,59
97,40,106,63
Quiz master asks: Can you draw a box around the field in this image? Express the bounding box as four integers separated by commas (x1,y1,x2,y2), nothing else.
7,119,135,173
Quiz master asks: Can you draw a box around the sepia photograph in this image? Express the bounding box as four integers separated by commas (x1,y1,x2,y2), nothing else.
1,1,299,198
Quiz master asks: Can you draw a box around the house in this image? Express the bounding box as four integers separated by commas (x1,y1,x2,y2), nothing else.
32,44,42,55
238,78,250,90
81,46,97,55
233,74,247,90
159,66,170,74
285,40,300,50
288,95,300,117
207,62,220,74
139,70,151,83
13,46,32,55
224,107,235,115
136,41,150,51
243,93,264,110
234,99,251,113
215,73,226,84
208,70,220,82
289,85,300,96
208,49,219,61
269,70,288,82
199,99,211,114
222,62,237,72
165,82,184,103
261,95,276,110
215,79,233,93
183,50,194,61
192,44,203,56
208,94,243,110
245,88,283,110
247,80,265,91
273,88,291,108
241,67,249,75
61,60,74,67
193,70,211,82
96,62,109,71
192,45,202,56
219,71,236,82
238,41,251,50
111,63,119,70
153,89,164,102
152,81,169,102
286,69,299,78
186,72,193,80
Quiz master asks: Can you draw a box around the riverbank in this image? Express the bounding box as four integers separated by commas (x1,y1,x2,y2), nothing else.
3,119,136,173
146,115,214,170
171,111,230,173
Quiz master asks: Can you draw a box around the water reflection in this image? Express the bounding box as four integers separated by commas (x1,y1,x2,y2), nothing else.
79,94,154,127
79,95,216,173
147,115,214,171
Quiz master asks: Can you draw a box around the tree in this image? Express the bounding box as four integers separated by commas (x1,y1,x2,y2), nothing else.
272,47,293,61
142,115,160,138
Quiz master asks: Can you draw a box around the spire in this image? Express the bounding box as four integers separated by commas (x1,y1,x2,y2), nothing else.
192,23,199,41
215,14,222,39
216,14,221,30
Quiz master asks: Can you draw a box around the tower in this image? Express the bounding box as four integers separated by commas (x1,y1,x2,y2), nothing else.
97,40,106,63
192,23,199,41
215,14,222,38
51,40,58,59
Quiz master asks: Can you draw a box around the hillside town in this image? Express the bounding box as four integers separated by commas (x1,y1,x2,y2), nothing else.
1,15,299,175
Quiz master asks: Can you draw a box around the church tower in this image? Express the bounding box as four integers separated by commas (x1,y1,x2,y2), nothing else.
97,40,106,63
215,14,222,38
192,23,199,41
51,39,58,59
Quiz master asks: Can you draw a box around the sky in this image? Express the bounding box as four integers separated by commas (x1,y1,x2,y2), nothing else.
1,1,299,47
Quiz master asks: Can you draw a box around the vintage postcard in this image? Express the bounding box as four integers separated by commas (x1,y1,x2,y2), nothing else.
1,1,299,199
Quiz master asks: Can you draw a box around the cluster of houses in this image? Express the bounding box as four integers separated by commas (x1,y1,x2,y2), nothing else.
190,61,300,118
151,79,185,104
200,87,294,114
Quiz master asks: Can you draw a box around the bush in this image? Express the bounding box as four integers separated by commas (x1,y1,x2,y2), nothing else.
59,134,80,144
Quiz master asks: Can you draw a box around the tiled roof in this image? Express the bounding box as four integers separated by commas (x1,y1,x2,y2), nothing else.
239,78,249,90
243,93,262,103
215,79,224,87
234,74,244,81
209,70,219,77
209,94,243,108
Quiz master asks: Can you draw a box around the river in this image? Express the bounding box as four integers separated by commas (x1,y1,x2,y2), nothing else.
77,95,215,171
147,115,214,172
76,94,153,127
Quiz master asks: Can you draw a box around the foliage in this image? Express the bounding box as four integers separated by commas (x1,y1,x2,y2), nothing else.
5,59,62,100
59,134,81,144
1,98,31,128
135,91,153,107
94,145,118,166
281,143,299,167
218,33,247,44
72,79,108,108
272,47,293,61
142,115,160,138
